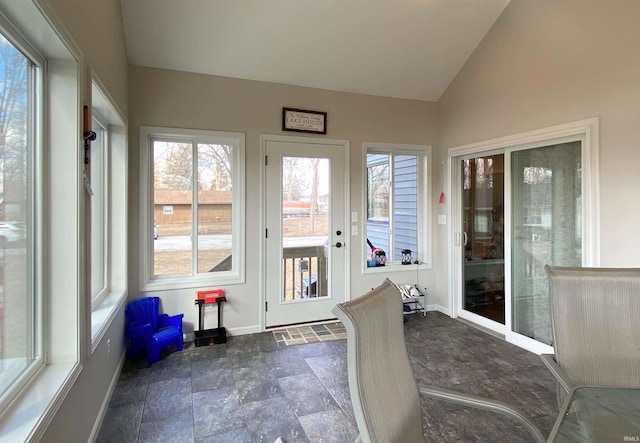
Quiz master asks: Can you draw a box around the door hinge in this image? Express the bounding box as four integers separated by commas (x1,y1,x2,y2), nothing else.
265,155,268,166
265,301,268,312
265,228,268,238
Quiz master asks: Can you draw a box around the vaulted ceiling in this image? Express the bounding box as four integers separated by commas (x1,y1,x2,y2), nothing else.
120,0,509,102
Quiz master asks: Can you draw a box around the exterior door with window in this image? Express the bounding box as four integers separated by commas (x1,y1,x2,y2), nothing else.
264,136,348,328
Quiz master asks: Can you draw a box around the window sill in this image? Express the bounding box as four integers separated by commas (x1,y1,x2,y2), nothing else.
140,273,244,293
363,262,431,274
91,290,128,354
0,362,81,442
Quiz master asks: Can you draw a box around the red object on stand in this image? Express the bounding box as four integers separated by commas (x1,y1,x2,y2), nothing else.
197,288,224,304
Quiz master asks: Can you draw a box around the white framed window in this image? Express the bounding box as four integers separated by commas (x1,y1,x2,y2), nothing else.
363,143,430,268
0,3,83,437
90,115,108,305
89,76,128,348
140,126,245,290
0,20,41,410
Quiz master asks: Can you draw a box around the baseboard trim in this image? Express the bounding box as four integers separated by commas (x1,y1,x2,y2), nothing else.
88,351,127,442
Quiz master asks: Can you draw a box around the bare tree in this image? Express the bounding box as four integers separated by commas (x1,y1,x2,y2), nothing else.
154,142,192,191
198,144,232,191
309,158,320,230
282,157,308,201
0,34,28,220
367,155,389,219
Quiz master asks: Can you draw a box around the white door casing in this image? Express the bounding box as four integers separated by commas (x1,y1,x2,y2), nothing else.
263,135,349,328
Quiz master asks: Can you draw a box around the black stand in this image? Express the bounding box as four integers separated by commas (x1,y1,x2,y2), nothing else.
194,296,227,346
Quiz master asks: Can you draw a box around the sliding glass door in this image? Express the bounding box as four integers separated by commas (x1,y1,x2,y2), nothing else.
455,139,585,350
462,154,505,325
511,142,582,345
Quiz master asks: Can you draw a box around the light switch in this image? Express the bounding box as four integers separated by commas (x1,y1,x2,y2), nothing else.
351,211,358,222
438,214,447,225
351,225,358,236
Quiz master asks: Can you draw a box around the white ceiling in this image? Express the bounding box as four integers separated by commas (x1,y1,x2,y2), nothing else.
120,0,509,102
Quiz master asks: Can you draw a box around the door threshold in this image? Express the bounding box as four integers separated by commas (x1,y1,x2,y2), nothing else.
266,317,338,330
457,317,505,340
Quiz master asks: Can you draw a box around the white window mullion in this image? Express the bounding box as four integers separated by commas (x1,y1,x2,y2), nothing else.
192,140,198,277
90,116,108,305
388,151,395,261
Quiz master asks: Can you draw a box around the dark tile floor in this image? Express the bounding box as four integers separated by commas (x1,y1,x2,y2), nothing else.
96,312,559,443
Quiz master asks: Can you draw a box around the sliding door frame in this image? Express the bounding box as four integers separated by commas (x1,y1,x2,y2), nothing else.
447,118,599,354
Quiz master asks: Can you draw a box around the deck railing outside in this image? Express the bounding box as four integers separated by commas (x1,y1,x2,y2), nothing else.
283,244,328,301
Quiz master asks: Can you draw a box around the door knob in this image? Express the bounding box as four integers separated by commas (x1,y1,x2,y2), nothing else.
332,242,343,248
336,230,342,236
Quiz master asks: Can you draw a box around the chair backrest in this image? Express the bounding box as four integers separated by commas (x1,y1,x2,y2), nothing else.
125,296,160,332
545,266,640,388
332,279,425,443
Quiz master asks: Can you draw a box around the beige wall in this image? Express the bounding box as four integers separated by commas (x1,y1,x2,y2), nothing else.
435,0,640,307
128,65,438,332
48,0,129,115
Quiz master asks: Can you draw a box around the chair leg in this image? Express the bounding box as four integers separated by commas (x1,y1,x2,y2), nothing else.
147,339,161,364
418,385,546,443
147,329,183,364
127,340,144,357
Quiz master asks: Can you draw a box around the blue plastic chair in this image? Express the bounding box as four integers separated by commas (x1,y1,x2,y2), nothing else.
125,296,184,364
